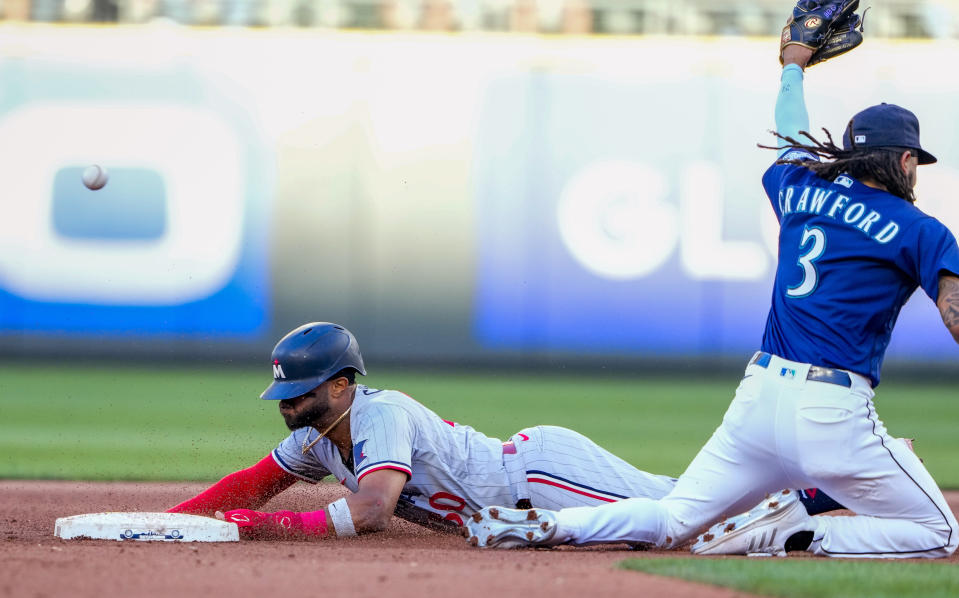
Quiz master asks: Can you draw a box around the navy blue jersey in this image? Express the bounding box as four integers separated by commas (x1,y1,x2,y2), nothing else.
760,151,959,386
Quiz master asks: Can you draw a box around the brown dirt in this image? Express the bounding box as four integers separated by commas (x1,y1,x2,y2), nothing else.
2,482,957,598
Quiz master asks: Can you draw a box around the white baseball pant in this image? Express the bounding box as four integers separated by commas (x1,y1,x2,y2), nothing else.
549,353,958,558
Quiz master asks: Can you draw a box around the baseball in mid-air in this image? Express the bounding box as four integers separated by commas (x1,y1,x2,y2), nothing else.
82,164,109,190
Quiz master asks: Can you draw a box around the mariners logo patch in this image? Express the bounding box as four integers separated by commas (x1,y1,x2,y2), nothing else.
804,16,822,29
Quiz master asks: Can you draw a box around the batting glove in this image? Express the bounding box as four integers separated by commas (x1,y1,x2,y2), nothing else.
217,508,329,539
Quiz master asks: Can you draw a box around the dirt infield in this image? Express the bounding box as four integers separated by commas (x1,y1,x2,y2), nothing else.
2,482,957,598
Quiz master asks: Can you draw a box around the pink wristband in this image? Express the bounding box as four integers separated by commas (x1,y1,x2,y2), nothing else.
298,510,329,537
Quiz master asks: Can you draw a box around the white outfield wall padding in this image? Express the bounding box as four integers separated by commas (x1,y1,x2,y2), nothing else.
54,512,239,542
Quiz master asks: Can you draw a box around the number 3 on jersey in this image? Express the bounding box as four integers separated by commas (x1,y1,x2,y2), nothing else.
787,226,826,298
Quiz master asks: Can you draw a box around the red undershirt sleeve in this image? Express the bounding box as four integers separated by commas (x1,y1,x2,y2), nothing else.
166,454,298,516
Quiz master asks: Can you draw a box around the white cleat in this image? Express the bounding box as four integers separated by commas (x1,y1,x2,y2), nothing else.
465,506,559,549
691,489,813,557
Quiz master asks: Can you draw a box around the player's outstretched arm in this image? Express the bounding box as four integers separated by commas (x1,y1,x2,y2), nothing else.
218,468,408,540
773,1,865,156
937,274,959,343
167,454,298,516
774,46,814,157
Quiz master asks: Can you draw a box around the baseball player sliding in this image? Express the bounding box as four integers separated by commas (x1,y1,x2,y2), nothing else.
466,0,959,558
169,322,850,540
168,321,684,539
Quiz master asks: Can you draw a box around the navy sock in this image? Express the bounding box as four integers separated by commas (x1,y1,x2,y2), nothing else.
798,488,845,515
784,531,814,552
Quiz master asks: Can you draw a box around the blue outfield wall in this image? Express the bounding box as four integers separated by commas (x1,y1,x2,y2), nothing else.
0,27,957,366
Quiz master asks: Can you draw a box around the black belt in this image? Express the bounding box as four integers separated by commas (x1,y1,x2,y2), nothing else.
749,352,852,388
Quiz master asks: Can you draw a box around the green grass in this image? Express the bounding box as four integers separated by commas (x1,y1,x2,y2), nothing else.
620,557,959,598
1,364,957,484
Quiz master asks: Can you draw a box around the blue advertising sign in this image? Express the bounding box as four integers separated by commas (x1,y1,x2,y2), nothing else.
0,61,272,337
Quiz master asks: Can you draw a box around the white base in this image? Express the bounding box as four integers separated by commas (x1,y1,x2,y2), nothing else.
54,512,239,542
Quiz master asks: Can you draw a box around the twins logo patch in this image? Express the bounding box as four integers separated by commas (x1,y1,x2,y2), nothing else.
804,16,822,29
353,440,368,466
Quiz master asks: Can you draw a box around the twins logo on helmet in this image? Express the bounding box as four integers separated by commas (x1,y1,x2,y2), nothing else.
259,322,367,401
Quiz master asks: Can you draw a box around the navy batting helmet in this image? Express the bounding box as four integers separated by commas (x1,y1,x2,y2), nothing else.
260,322,367,401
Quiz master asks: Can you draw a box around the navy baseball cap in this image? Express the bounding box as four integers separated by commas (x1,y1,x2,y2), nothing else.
842,103,937,165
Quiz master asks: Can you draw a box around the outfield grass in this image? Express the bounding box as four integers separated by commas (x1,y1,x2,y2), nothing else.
620,557,959,598
0,363,957,484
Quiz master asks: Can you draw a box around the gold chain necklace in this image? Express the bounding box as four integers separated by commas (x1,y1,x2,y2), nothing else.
301,406,352,455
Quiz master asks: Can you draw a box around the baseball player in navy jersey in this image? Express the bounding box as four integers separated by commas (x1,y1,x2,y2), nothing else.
466,7,959,557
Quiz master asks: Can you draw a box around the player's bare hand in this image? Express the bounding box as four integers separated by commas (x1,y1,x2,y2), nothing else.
782,45,814,69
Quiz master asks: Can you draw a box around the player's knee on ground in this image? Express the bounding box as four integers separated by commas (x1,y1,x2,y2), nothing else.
920,497,959,557
945,533,958,557
939,511,959,556
910,507,957,558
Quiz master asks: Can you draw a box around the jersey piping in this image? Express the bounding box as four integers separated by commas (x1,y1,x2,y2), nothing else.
356,460,413,482
526,469,630,502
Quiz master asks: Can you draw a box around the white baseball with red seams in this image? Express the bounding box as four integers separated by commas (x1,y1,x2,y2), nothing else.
81,164,108,190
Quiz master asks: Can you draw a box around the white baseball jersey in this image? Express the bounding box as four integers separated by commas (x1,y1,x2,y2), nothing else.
272,385,677,527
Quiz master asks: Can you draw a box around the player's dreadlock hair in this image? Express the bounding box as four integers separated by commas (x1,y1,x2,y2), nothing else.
760,128,917,204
